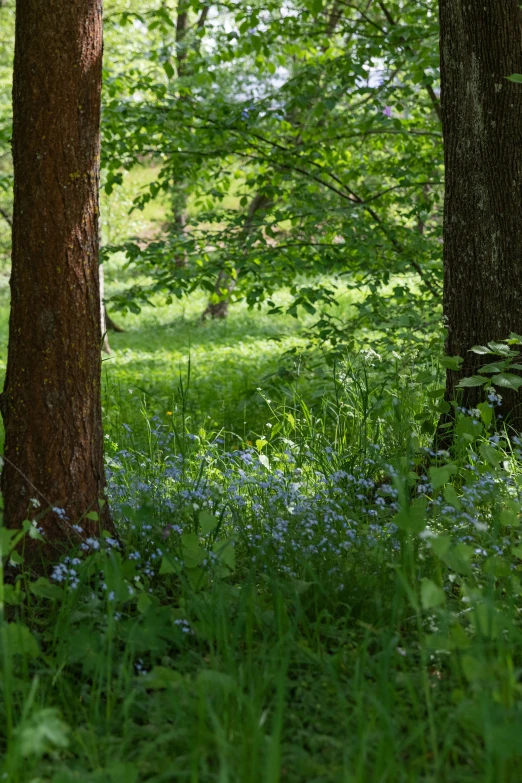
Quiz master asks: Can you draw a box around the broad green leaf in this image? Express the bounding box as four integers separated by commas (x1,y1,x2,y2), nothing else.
499,506,520,527
198,510,218,535
477,401,493,428
483,556,510,578
212,538,236,572
431,535,451,558
479,443,501,467
2,622,40,658
440,356,463,371
440,543,474,575
429,463,457,490
469,345,494,355
487,342,517,356
478,361,510,374
159,555,180,575
141,666,182,690
15,708,69,758
491,373,522,390
394,497,427,534
30,577,64,601
182,533,206,567
457,375,488,388
507,74,522,83
420,578,445,609
3,584,26,606
137,592,153,614
0,527,17,558
443,484,461,510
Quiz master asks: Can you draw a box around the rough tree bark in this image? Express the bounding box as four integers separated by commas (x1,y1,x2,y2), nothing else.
1,0,115,566
439,1,522,430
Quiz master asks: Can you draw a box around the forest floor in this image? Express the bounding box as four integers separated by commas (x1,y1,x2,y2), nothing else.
0,286,522,782
0,166,520,781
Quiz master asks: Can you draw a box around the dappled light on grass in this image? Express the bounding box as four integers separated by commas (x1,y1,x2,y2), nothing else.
3,349,522,780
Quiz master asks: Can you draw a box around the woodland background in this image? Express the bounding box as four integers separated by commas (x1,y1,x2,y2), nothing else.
1,3,522,782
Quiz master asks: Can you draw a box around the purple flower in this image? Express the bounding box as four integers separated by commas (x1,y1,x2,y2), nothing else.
383,106,392,118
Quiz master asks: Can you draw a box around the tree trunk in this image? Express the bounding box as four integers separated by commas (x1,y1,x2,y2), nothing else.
439,1,522,429
1,0,114,567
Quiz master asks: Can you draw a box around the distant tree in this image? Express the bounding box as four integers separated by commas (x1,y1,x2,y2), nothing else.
1,0,115,567
439,2,522,428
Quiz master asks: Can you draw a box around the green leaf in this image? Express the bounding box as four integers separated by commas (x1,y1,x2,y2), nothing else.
141,666,182,690
30,577,64,601
212,538,236,573
431,535,451,558
499,505,520,527
491,373,522,390
137,592,154,614
457,375,488,388
15,708,69,758
479,443,501,467
478,361,510,374
469,345,494,355
2,622,40,658
483,556,510,578
507,73,522,83
420,578,446,609
198,510,218,535
3,584,25,605
182,533,206,567
163,61,174,79
85,511,99,521
159,555,180,575
440,356,463,371
443,484,461,510
477,402,493,428
487,341,517,356
394,497,427,534
429,463,457,490
440,543,474,575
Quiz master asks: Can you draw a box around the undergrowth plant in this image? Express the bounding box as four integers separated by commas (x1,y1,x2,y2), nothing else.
1,357,522,782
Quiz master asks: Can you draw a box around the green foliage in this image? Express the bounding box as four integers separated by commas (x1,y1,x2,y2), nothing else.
99,0,442,352
2,3,522,781
457,338,522,393
1,312,522,779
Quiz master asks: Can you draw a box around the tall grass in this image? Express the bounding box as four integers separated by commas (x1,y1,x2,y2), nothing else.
1,350,522,782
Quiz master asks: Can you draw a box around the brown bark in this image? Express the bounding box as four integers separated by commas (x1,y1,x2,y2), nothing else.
1,0,114,568
438,1,522,432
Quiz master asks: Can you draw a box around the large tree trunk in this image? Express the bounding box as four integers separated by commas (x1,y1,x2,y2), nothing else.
439,1,522,429
1,0,114,567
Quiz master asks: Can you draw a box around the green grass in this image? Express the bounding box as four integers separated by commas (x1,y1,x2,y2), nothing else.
1,302,522,780
0,165,520,782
